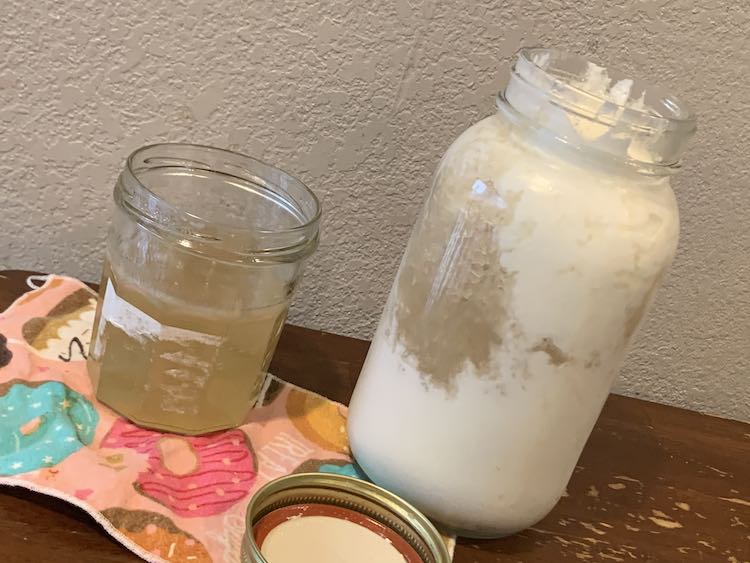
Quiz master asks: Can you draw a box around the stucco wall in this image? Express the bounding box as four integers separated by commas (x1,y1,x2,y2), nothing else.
1,0,747,421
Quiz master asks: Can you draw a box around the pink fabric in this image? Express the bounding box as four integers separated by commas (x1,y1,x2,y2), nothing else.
103,421,257,518
0,275,449,563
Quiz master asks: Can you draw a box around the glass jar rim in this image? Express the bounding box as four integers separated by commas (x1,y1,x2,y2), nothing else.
116,143,321,263
516,47,696,130
500,47,696,170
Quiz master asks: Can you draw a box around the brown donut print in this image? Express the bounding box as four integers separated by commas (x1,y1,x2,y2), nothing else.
22,288,97,361
102,507,212,562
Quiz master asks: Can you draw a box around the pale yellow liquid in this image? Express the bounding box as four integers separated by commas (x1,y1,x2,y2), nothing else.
88,262,288,434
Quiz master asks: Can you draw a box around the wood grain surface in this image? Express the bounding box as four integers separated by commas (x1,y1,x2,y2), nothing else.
0,270,748,563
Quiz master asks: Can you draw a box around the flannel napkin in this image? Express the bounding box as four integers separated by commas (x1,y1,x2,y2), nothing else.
0,274,455,562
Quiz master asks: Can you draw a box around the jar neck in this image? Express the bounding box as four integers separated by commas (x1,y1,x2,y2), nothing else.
499,48,695,176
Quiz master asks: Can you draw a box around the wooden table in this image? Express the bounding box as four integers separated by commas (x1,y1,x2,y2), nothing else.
0,270,748,562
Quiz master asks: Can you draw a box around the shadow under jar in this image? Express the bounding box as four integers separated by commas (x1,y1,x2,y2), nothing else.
88,144,320,435
347,48,696,537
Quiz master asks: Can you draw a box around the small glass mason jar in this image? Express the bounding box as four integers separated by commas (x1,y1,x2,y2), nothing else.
88,144,320,435
348,48,695,537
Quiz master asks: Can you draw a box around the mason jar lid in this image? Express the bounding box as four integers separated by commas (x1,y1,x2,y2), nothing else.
242,473,452,563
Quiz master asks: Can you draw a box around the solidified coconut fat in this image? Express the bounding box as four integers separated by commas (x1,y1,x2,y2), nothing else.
348,85,680,535
260,516,406,563
517,54,663,160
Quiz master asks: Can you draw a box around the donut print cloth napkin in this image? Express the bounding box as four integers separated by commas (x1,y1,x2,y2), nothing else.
0,275,455,563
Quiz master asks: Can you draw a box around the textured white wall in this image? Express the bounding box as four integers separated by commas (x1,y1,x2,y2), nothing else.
1,0,748,421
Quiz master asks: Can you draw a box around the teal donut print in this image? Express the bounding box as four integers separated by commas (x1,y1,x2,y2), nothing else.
0,380,99,475
319,462,369,480
294,458,369,481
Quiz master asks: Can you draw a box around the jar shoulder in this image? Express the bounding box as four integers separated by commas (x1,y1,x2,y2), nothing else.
431,113,679,229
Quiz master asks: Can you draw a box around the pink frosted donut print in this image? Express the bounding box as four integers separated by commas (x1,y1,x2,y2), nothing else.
103,419,257,517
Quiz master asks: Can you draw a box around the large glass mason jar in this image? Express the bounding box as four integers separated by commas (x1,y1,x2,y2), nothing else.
348,48,695,537
89,144,320,435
